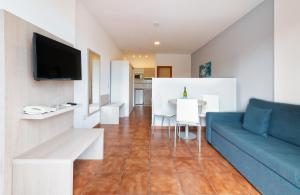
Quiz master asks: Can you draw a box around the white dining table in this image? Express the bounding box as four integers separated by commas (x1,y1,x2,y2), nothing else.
168,98,206,140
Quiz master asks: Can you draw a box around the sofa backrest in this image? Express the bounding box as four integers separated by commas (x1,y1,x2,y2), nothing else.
248,98,300,146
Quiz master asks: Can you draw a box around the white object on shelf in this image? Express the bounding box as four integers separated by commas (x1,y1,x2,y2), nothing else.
23,106,57,115
21,104,80,120
13,128,104,195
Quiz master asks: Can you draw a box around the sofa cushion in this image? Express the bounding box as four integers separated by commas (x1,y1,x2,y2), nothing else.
248,98,300,147
243,105,272,135
212,122,300,188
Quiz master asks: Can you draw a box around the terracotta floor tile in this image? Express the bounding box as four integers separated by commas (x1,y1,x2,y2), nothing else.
151,170,183,195
198,158,231,173
80,173,121,195
151,157,175,172
178,172,215,195
105,138,131,147
74,160,100,175
205,172,251,195
105,146,130,157
119,171,149,195
190,145,223,158
128,148,149,159
124,158,149,171
131,139,150,146
133,132,150,139
73,171,94,195
130,145,149,151
95,157,125,174
74,107,259,195
171,146,193,158
151,147,172,158
175,157,202,173
150,140,170,147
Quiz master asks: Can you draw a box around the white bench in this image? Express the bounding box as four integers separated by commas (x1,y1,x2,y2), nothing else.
13,128,104,195
101,102,124,124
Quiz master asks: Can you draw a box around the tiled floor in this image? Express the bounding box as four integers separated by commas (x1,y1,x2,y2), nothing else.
74,106,260,195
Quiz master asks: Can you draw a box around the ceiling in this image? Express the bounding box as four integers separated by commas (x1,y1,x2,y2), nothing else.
81,0,264,54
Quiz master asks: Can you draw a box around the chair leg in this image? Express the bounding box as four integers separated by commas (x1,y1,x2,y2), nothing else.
174,124,177,147
168,117,171,139
178,125,181,141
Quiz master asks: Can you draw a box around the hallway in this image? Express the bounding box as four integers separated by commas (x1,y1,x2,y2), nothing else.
74,106,259,195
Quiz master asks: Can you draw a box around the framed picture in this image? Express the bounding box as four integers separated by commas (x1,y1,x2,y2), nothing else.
199,62,211,78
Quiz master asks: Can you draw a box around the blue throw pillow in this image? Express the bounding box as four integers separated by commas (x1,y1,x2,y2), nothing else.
243,106,272,136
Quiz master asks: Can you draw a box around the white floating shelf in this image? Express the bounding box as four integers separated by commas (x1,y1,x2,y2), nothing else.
21,105,80,120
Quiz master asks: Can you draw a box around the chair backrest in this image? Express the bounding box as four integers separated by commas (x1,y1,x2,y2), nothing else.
176,98,200,124
202,95,219,114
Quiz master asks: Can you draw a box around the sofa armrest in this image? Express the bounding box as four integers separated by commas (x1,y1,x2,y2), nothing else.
206,112,244,143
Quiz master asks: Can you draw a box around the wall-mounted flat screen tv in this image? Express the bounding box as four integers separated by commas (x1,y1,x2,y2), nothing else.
33,33,82,80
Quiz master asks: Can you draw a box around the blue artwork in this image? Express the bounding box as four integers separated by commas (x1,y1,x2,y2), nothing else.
199,62,211,78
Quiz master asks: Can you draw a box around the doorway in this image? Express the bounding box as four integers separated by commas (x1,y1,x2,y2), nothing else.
157,66,172,78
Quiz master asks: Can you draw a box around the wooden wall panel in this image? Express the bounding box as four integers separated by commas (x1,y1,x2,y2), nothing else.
2,10,74,195
0,10,5,195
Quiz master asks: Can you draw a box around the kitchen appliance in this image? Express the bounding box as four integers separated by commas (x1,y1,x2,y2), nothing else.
134,73,144,80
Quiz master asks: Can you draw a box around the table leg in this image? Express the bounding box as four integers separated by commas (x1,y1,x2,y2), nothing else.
185,125,189,138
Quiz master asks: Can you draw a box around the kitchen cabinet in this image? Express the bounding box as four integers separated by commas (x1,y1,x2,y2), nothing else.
144,68,155,78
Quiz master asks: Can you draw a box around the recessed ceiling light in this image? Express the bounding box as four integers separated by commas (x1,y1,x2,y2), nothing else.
154,41,160,46
138,55,142,58
145,55,149,58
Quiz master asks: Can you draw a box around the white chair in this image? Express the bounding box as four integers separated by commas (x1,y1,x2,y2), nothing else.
199,95,219,126
174,99,201,151
152,99,175,139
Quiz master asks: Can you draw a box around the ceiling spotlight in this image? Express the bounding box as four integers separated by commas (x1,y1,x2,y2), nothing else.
154,41,160,46
138,55,142,58
145,55,149,58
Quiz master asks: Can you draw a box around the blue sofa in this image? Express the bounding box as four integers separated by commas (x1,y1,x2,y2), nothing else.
206,98,300,195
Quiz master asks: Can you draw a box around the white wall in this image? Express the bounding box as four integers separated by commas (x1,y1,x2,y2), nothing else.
0,11,5,195
74,1,122,128
191,0,274,110
156,54,191,77
0,0,75,44
274,0,300,104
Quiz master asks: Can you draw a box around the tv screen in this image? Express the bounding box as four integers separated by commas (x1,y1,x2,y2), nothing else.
33,33,82,80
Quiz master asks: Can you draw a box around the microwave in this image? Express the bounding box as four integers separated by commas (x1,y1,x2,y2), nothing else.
134,73,143,79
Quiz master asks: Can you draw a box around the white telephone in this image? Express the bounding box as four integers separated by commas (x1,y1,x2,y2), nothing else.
24,106,56,115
